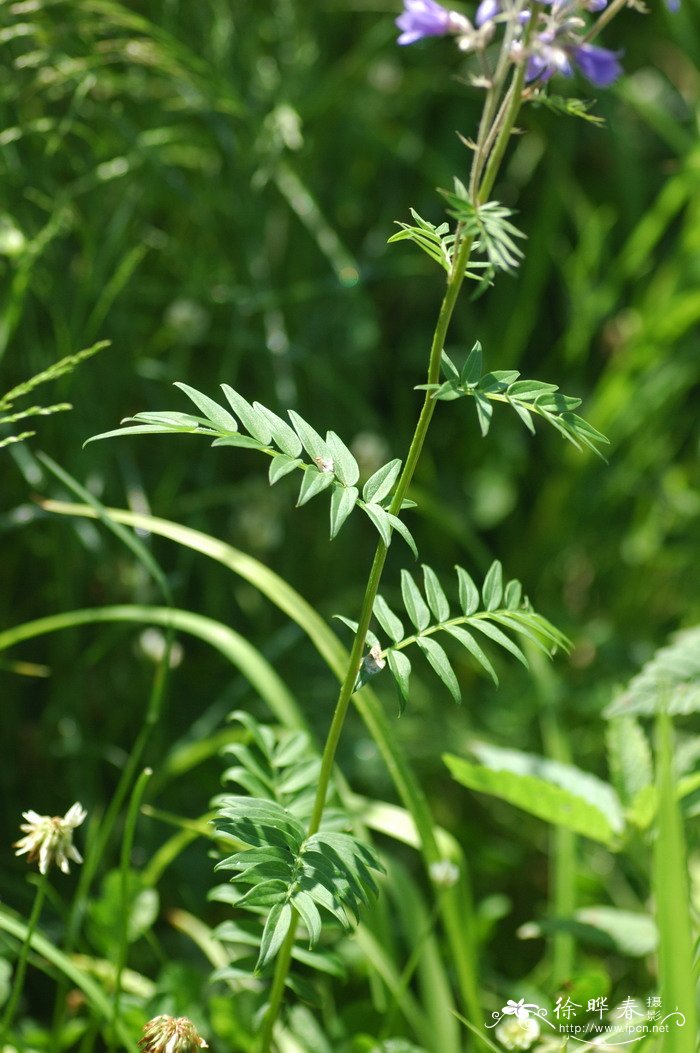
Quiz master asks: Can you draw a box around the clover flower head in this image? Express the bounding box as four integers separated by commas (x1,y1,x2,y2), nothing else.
138,1016,208,1053
495,1015,541,1050
396,0,471,45
14,802,87,875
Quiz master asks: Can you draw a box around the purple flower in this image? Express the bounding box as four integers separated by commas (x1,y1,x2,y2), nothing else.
525,38,622,88
475,0,500,26
572,43,623,86
396,0,466,45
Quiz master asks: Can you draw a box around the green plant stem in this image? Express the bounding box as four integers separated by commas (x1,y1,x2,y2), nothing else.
51,653,170,1045
108,766,153,1053
258,55,531,1053
0,871,48,1045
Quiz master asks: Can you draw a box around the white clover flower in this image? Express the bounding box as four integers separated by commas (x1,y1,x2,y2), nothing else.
495,1015,541,1050
13,802,87,875
429,858,460,888
138,1015,208,1053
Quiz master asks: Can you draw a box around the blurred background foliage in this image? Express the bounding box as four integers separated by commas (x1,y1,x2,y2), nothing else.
1,0,699,1041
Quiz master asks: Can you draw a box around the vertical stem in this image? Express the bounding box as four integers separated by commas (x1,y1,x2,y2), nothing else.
0,872,48,1045
258,45,534,1053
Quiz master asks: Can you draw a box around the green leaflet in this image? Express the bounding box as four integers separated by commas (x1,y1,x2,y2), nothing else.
358,561,567,708
444,754,618,845
87,383,416,551
419,343,609,455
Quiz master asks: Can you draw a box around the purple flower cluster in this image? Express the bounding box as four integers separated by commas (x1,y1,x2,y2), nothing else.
395,0,624,89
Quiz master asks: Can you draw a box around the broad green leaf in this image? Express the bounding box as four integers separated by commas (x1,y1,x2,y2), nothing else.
288,410,331,463
221,385,273,443
362,458,402,504
269,454,303,484
470,741,625,833
400,570,430,631
443,625,498,684
362,503,393,547
455,566,479,616
174,382,238,431
374,595,404,643
297,467,334,506
326,431,360,486
387,650,411,713
255,403,303,457
444,754,617,844
330,485,359,538
416,637,461,703
481,560,503,610
474,393,493,436
422,565,450,622
257,901,293,970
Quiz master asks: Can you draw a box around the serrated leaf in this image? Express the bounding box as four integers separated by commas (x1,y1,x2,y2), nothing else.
297,467,334,506
288,410,331,463
255,403,303,457
174,382,238,432
326,431,360,486
400,570,430,631
443,624,498,685
330,485,359,538
604,626,700,718
362,503,393,547
456,566,479,616
221,386,273,443
422,565,450,622
482,561,503,610
269,455,303,485
416,637,461,703
362,458,402,504
257,901,293,971
385,513,418,558
386,650,411,713
373,596,404,643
